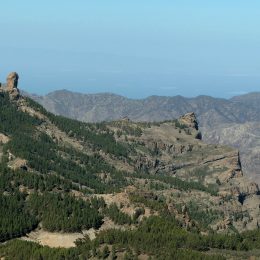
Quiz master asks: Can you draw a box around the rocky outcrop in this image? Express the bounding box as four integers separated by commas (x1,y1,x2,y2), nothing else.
148,141,194,155
216,217,233,231
203,151,243,184
6,72,19,90
8,158,28,171
0,133,10,144
3,72,20,99
202,122,260,184
135,156,163,173
6,148,28,171
179,112,199,130
233,181,260,198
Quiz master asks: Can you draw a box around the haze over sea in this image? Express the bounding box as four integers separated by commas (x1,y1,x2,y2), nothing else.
1,1,259,98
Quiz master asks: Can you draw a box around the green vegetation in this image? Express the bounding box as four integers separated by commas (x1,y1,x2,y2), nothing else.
26,97,131,158
0,93,42,136
189,166,228,183
28,193,103,232
4,215,260,259
0,192,37,241
94,216,224,259
175,120,188,129
0,93,129,242
92,216,260,258
0,93,128,193
112,122,143,137
186,200,224,229
131,171,218,195
49,115,130,157
0,162,81,194
0,240,78,260
189,166,212,182
1,92,260,260
129,193,167,213
0,215,224,260
105,203,132,225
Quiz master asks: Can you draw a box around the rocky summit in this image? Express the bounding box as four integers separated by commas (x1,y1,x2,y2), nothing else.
0,72,20,99
1,73,260,259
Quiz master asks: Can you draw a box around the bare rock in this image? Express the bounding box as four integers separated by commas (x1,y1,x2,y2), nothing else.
8,158,28,171
6,72,19,90
248,182,260,194
181,204,188,214
0,133,10,144
179,112,199,130
216,217,233,231
239,181,260,196
6,72,20,99
7,150,15,161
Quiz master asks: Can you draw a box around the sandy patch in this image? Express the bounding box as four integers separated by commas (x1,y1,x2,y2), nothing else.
20,229,84,248
20,217,126,248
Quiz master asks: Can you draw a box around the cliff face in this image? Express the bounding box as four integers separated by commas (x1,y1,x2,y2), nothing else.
202,122,260,183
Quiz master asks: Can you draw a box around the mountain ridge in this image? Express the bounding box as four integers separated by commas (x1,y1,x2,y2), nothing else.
25,89,260,124
23,89,260,181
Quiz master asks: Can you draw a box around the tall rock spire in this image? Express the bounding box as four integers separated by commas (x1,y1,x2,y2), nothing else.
6,72,20,99
6,72,19,90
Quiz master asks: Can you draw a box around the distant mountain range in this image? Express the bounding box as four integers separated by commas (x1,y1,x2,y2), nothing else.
26,90,260,125
25,90,260,181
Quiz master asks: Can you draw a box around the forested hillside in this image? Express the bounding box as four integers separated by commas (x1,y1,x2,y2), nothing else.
1,85,260,259
27,90,260,182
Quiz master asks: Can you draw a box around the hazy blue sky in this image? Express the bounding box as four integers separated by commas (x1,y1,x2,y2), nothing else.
0,1,259,98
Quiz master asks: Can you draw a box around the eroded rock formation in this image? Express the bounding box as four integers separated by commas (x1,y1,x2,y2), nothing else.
179,112,199,130
6,72,19,90
2,72,20,99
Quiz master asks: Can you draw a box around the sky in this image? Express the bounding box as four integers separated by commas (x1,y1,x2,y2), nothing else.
0,1,260,98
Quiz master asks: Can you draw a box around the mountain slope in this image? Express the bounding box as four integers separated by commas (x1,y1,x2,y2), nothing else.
26,90,260,181
1,80,260,258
